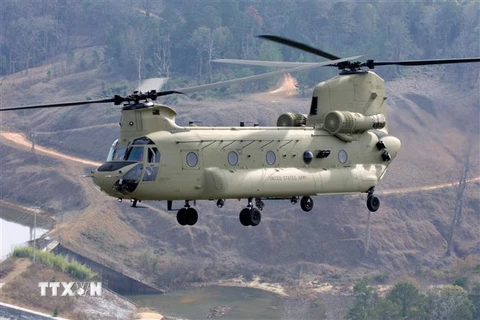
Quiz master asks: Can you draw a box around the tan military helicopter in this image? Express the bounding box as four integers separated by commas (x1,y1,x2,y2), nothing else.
2,35,479,227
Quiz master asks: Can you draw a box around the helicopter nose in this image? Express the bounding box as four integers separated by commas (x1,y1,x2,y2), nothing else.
92,161,139,195
92,169,118,193
92,169,105,190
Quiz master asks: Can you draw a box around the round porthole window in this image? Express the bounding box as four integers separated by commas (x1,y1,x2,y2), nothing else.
186,152,198,167
266,151,276,165
338,150,348,164
303,150,313,164
228,151,238,166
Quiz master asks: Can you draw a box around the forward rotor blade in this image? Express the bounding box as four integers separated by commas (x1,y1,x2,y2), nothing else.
179,55,361,93
369,57,480,67
155,90,184,97
258,35,341,60
213,59,316,68
0,90,184,112
0,97,118,112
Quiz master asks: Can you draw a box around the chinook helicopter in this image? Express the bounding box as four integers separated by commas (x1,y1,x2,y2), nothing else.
1,35,479,227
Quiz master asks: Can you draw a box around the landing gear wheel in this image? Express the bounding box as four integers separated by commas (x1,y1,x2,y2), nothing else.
176,208,187,226
239,208,251,226
367,195,380,212
300,196,314,212
239,208,262,226
186,207,198,226
216,199,225,208
249,208,262,226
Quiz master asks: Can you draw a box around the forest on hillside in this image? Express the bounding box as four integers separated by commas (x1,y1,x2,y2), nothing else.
1,0,479,90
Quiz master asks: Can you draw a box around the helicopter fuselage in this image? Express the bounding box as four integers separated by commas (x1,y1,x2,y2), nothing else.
92,106,400,203
91,70,402,226
93,71,400,207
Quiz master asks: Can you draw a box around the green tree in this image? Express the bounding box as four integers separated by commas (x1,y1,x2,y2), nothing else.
347,280,378,320
373,298,402,320
426,285,475,320
469,281,480,320
190,26,231,83
385,282,426,319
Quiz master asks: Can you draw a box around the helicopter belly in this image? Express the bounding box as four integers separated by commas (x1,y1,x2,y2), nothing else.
204,167,316,198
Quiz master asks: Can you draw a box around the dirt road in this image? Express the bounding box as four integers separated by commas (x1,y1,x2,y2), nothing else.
0,132,101,167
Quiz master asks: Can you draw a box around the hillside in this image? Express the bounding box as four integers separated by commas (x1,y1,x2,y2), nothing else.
0,52,479,292
0,257,135,319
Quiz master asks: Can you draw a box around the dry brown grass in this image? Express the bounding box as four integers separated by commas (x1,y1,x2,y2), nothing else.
0,262,80,319
0,258,16,279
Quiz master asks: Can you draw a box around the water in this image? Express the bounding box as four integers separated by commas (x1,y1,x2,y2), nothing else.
126,285,284,320
0,204,50,260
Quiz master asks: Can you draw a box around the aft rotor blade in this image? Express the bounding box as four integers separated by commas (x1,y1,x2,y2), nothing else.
369,57,480,67
213,59,316,68
179,55,362,93
258,35,341,60
0,97,118,112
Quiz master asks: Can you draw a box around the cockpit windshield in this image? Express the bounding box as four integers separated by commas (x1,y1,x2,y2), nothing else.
108,137,155,162
124,146,144,161
106,139,127,161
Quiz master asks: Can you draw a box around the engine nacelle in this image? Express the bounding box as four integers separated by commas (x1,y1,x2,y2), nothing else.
324,111,386,134
277,113,307,127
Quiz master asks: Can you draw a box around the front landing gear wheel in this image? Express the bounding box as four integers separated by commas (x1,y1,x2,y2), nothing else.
239,208,251,226
177,207,198,226
176,208,187,226
249,208,262,226
366,195,380,212
300,196,314,212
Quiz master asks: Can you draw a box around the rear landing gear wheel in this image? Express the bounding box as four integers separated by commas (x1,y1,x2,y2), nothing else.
366,195,380,212
300,196,314,212
176,208,187,226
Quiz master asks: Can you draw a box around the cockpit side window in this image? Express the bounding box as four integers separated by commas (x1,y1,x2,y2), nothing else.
148,147,160,163
147,147,160,163
148,148,154,163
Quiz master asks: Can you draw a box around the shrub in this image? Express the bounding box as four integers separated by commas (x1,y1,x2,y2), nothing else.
11,247,97,280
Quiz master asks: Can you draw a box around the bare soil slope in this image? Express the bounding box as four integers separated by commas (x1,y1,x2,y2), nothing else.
0,57,478,287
